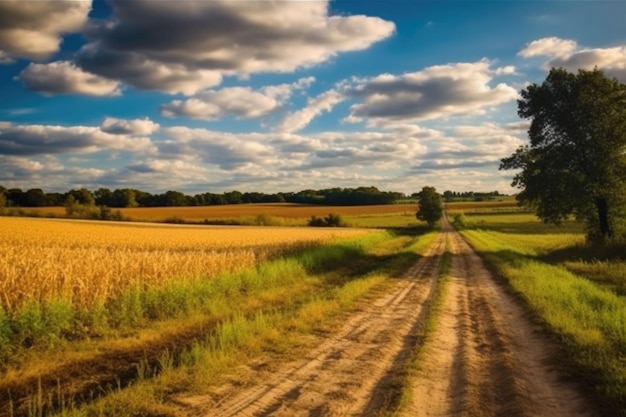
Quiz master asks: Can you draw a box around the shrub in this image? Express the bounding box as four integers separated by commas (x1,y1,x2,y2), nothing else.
452,213,468,229
308,213,346,227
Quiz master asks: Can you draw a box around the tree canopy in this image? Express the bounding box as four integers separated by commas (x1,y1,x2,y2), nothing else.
416,186,443,228
500,67,626,241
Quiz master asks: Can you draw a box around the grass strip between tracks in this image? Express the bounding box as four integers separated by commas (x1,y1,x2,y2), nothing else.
381,233,451,416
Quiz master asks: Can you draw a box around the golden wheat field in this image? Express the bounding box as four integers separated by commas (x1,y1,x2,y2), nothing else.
0,217,369,311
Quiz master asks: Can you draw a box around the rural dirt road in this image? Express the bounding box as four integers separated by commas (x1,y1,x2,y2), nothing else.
178,216,594,417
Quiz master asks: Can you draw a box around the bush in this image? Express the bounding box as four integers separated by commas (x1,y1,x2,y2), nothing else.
452,213,468,229
308,213,346,227
164,216,186,224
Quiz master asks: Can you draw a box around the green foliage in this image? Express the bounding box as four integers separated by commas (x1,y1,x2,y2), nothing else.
308,213,346,227
415,186,443,228
98,205,126,221
452,213,467,229
13,301,46,347
254,213,281,226
163,215,186,224
0,305,11,356
501,68,626,242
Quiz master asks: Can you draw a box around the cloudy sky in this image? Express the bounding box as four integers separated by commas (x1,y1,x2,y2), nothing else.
1,0,625,195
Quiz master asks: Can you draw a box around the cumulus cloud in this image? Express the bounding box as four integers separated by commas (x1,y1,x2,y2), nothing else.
346,60,518,123
518,37,578,59
161,127,279,170
0,122,155,156
276,90,345,133
161,78,314,120
0,51,13,64
100,117,160,135
71,0,394,95
0,0,91,61
519,37,626,81
18,61,121,96
410,123,525,174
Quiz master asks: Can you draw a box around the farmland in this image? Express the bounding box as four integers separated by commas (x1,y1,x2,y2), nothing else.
25,203,418,227
0,201,623,416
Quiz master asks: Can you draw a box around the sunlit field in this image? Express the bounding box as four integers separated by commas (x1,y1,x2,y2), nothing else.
0,217,369,312
32,203,416,223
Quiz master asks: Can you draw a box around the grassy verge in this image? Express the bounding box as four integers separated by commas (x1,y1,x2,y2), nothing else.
4,230,437,417
461,228,626,416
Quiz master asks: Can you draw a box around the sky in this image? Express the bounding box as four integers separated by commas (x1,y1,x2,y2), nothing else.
1,0,625,196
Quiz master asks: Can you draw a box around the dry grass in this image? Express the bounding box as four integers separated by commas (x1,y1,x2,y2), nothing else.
0,217,368,312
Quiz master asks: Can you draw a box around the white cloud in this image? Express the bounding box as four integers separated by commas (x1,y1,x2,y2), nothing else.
18,61,121,96
519,37,626,81
346,60,518,123
161,77,316,120
276,90,345,133
100,117,160,135
162,88,277,119
518,37,578,59
0,51,13,64
70,0,394,95
0,0,91,61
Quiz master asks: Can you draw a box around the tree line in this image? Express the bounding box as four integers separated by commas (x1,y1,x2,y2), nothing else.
0,186,408,208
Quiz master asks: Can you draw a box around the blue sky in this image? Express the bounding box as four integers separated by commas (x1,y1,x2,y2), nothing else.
1,0,625,195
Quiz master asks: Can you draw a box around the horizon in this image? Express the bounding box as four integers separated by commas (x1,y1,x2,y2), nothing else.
1,0,625,195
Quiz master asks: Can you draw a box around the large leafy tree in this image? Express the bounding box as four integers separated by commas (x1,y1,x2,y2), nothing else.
416,186,443,228
500,68,626,241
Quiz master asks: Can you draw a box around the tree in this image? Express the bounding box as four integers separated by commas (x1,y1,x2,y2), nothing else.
500,68,626,242
416,186,443,228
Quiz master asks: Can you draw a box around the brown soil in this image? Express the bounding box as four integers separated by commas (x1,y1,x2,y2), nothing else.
177,216,596,417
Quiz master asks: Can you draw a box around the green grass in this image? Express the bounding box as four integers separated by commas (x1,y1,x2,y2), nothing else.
344,212,419,229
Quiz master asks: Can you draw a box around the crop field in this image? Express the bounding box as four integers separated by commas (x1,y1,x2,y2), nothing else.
0,217,369,312
31,203,417,223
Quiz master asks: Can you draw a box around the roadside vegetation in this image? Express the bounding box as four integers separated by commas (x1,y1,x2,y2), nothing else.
450,206,626,415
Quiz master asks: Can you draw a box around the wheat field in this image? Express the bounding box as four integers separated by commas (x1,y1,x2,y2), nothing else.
0,217,368,311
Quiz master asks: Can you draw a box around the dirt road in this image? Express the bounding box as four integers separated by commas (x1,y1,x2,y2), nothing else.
403,217,592,417
179,216,594,417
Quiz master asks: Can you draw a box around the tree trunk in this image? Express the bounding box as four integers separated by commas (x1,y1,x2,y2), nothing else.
595,197,612,239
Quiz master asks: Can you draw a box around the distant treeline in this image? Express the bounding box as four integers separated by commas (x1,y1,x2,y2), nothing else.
442,190,503,202
0,185,411,208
